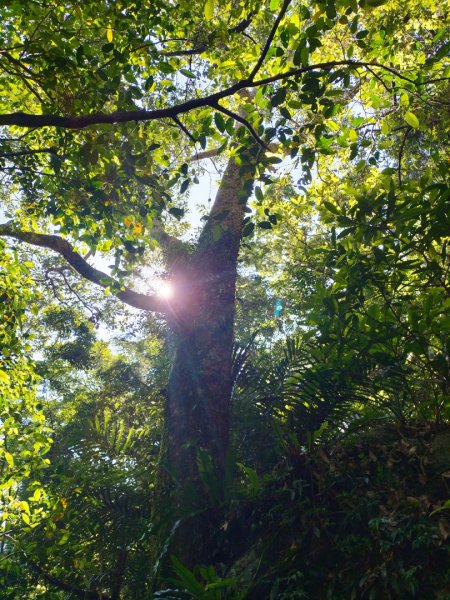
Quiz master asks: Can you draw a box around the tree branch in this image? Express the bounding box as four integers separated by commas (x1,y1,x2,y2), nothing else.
163,44,208,57
198,148,259,255
189,148,223,162
172,115,197,143
248,0,292,81
0,147,58,159
0,61,428,131
211,102,267,148
0,222,167,313
250,61,419,88
162,13,255,57
149,220,187,258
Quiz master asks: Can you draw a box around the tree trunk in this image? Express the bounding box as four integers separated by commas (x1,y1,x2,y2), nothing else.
152,147,259,575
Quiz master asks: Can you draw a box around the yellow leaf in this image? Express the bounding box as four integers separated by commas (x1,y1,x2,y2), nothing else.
30,488,42,502
404,111,420,129
133,222,143,235
0,369,10,384
204,0,215,21
123,216,133,227
4,451,14,468
18,500,30,513
22,513,30,525
106,25,113,43
327,121,339,132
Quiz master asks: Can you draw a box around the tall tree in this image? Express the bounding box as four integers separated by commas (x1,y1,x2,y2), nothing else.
0,0,448,585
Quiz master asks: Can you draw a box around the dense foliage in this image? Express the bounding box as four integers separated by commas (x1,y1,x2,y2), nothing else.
0,0,449,598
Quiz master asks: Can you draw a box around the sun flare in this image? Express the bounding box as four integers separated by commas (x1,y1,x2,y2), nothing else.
156,280,174,300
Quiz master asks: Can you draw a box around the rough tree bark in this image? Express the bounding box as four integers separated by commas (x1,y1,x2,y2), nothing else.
152,145,260,573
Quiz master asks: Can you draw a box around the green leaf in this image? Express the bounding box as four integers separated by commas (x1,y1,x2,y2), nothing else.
206,578,236,591
242,221,255,237
171,556,205,595
271,87,286,107
169,207,185,219
322,201,340,215
255,186,264,201
364,0,388,6
180,68,196,79
279,106,291,120
301,45,309,66
257,221,272,230
214,112,226,133
179,179,190,194
404,111,420,129
0,369,10,384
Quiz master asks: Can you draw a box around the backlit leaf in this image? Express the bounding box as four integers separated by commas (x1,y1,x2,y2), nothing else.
405,111,420,129
204,0,215,20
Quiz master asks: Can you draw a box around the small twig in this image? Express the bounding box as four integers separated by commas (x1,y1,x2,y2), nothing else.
30,561,111,600
415,76,450,86
248,0,292,80
0,60,45,104
0,51,44,80
364,65,392,94
172,116,197,144
396,84,450,106
164,45,207,57
397,125,412,185
212,103,268,148
163,14,255,57
60,269,99,318
241,31,258,45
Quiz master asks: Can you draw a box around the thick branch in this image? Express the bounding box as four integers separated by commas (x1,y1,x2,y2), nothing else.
0,61,425,131
149,221,188,258
190,148,221,162
251,61,419,88
198,146,259,254
0,222,166,313
199,89,260,251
